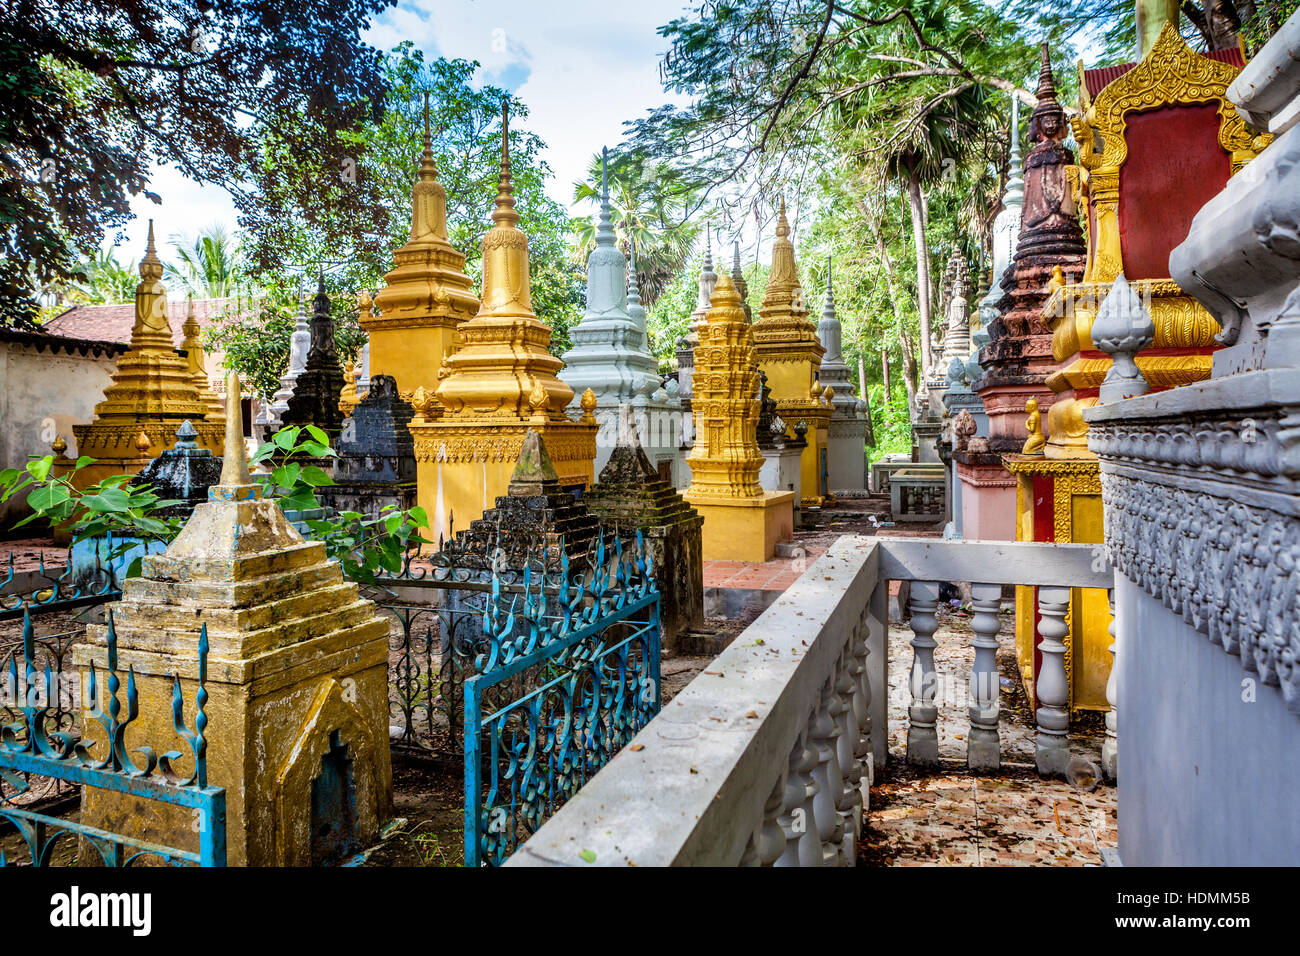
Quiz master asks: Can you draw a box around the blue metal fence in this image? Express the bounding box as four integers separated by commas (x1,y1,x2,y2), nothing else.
0,542,121,620
464,534,661,867
0,611,226,866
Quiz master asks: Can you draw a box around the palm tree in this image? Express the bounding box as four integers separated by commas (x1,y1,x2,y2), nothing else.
570,152,703,305
67,247,138,304
871,84,992,373
166,224,246,299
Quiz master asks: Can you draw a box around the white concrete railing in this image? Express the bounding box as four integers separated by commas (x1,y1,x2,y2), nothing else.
506,535,1114,867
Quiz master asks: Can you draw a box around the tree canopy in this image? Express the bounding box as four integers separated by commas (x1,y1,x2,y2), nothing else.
0,0,394,329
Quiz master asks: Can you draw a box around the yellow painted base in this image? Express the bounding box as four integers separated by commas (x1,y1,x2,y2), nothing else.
686,490,794,562
412,417,597,542
1004,455,1112,713
72,505,393,866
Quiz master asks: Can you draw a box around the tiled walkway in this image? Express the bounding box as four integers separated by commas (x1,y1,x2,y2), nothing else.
702,547,827,590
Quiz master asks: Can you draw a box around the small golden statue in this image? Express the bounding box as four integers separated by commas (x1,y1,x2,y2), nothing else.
1047,264,1067,295
51,434,68,458
1022,397,1046,455
134,430,152,455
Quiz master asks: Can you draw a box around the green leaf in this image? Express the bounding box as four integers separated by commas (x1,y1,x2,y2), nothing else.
579,849,596,863
26,484,71,512
27,456,54,482
299,465,335,487
304,424,330,446
250,441,278,463
409,506,429,528
299,441,336,459
271,463,301,489
272,426,301,450
124,557,144,579
74,456,96,470
81,487,133,513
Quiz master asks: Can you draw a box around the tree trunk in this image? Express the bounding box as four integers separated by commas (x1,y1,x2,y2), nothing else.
905,164,933,372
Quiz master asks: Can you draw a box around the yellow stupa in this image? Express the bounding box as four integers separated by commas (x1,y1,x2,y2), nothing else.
180,295,225,424
685,271,794,561
366,94,480,405
410,103,597,541
752,199,831,506
70,222,223,489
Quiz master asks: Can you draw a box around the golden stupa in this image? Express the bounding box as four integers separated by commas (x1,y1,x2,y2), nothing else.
365,94,480,405
70,222,223,489
410,103,597,541
180,295,225,424
685,271,794,562
752,198,830,506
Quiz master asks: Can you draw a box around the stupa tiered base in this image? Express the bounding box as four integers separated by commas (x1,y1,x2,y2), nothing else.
686,490,795,563
74,372,392,867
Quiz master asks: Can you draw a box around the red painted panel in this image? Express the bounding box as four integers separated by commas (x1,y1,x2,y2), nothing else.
1030,475,1055,688
1118,103,1231,280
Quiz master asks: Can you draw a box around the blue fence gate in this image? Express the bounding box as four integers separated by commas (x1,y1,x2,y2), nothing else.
0,611,226,866
462,533,661,867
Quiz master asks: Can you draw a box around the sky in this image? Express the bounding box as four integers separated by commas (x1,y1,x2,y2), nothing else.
118,0,691,259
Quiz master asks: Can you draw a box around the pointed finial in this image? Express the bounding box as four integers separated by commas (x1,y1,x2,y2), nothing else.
732,240,742,281
507,429,560,495
217,370,253,488
418,90,438,182
492,100,518,227
776,196,790,238
1037,43,1055,99
594,146,616,247
823,255,837,322
140,219,163,281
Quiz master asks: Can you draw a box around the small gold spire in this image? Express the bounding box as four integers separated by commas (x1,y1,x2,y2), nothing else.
579,387,598,424
134,430,152,454
492,100,519,229
218,370,253,486
51,434,68,457
140,219,163,284
418,90,438,183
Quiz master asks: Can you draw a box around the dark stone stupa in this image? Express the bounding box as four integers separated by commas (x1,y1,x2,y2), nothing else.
317,374,417,519
975,43,1087,415
129,420,223,518
441,429,600,574
583,406,704,649
282,275,347,437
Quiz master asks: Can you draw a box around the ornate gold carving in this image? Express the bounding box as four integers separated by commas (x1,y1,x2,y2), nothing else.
1074,21,1269,285
685,272,765,499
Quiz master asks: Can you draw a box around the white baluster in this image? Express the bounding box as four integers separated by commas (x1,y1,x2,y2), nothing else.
810,676,845,864
907,581,940,767
968,583,1002,771
740,775,787,866
1035,587,1072,777
849,616,872,811
1102,587,1118,783
835,647,861,861
777,728,821,867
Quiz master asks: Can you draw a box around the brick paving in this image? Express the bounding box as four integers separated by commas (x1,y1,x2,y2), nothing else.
702,547,827,590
